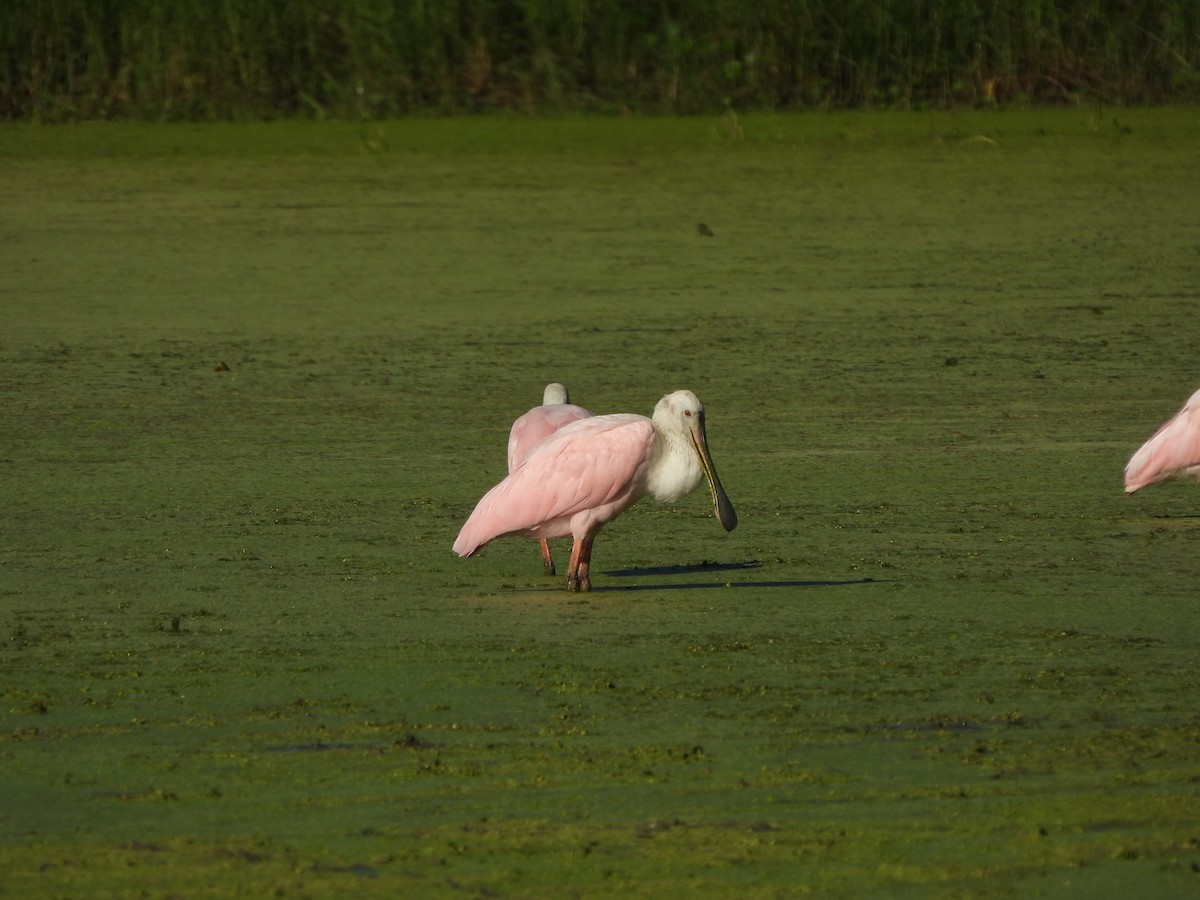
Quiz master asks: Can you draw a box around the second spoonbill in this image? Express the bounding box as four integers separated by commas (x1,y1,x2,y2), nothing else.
507,383,594,575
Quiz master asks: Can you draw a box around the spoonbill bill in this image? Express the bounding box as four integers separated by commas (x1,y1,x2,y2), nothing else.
454,390,738,591
507,383,594,575
1125,387,1200,493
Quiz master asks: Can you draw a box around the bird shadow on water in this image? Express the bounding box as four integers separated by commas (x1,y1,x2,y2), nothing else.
505,561,887,593
607,560,764,578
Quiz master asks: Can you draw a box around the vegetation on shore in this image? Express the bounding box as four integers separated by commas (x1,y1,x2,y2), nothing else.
4,1,1200,121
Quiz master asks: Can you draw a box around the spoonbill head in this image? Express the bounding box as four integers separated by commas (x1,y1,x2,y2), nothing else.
453,389,737,592
507,383,595,574
1125,386,1200,493
645,390,738,531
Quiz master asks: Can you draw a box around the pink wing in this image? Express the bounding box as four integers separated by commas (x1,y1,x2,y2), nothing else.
1125,391,1200,493
455,414,655,556
507,403,594,472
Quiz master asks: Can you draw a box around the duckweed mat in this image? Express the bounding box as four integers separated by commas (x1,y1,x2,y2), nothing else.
3,110,1200,897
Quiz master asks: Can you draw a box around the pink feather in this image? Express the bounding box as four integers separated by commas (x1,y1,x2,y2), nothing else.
507,403,594,472
454,414,656,556
1124,387,1200,493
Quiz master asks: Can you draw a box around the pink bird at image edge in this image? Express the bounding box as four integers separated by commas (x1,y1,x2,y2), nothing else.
1124,387,1200,493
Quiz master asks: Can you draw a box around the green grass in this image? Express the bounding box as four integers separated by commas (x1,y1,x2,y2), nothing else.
3,110,1200,897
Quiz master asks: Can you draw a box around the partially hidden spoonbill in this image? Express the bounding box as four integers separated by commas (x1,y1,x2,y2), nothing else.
1125,386,1200,493
454,389,738,591
507,383,594,575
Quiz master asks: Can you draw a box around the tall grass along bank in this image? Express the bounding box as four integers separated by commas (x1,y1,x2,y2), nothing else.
3,0,1200,121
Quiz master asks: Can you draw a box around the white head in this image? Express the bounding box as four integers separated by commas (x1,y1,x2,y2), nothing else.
649,390,737,531
652,389,704,426
542,383,570,405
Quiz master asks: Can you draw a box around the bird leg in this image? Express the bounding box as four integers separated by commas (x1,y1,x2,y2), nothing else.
565,535,595,592
539,539,556,576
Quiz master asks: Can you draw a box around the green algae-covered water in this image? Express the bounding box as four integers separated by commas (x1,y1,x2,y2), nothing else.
2,110,1199,897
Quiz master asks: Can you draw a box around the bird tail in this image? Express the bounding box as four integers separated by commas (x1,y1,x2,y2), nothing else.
452,511,497,558
452,528,483,558
1123,409,1200,494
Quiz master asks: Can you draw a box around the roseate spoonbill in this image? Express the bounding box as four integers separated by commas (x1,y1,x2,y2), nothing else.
508,383,594,575
1125,387,1200,493
454,389,738,591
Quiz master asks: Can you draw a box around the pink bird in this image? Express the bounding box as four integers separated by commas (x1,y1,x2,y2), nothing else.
1125,387,1200,493
507,383,594,575
454,390,738,591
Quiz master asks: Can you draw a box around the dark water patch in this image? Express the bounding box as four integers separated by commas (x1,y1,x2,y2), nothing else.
211,847,265,863
264,734,436,753
866,718,984,735
88,787,181,802
312,861,379,878
393,733,437,750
